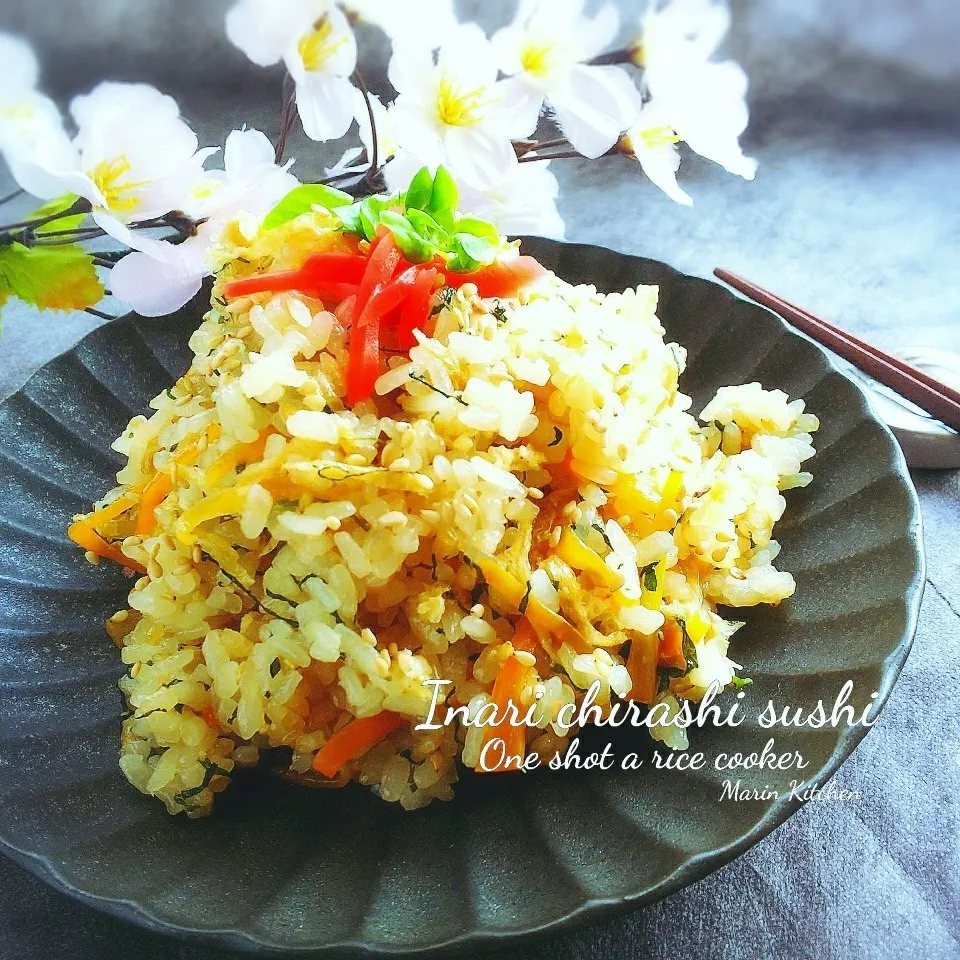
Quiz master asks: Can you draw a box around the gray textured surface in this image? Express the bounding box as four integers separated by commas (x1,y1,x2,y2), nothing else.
0,1,959,958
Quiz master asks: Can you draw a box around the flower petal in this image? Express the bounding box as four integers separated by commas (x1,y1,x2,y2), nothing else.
382,151,426,195
549,64,642,158
490,24,527,77
386,101,446,171
642,0,731,67
387,43,436,99
110,251,204,317
70,82,179,134
658,60,757,180
92,212,178,260
580,3,621,60
3,154,92,203
0,32,39,93
285,4,357,80
346,0,459,49
225,0,321,67
459,161,566,239
628,135,692,205
490,77,544,140
0,94,81,200
352,89,397,162
295,74,357,143
442,127,518,191
437,24,500,92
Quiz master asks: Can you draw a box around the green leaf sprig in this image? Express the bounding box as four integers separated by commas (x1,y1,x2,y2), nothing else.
262,183,354,230
263,166,505,274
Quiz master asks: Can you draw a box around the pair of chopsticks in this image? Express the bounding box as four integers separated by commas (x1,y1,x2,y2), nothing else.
714,268,960,434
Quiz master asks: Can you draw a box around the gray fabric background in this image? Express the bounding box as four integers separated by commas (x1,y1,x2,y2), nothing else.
0,2,958,958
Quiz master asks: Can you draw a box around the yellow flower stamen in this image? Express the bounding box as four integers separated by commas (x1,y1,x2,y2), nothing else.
435,72,496,127
519,40,561,78
640,125,682,150
90,155,150,214
0,98,37,120
298,15,347,72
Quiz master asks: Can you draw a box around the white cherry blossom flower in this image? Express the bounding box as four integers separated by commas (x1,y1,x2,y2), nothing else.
492,0,642,159
622,103,692,205
639,0,757,181
226,0,357,143
459,161,565,239
0,34,76,195
225,0,320,67
10,82,215,230
286,6,358,143
387,23,541,190
342,0,459,49
110,129,298,316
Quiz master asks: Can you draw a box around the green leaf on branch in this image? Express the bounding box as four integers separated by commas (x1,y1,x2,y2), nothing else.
0,242,105,312
30,193,87,235
263,184,353,230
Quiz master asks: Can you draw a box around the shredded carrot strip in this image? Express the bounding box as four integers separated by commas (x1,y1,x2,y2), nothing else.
474,554,590,655
84,492,139,527
67,519,146,573
198,705,219,729
135,472,173,536
312,711,406,778
658,618,687,670
510,617,540,656
476,655,528,773
258,477,307,502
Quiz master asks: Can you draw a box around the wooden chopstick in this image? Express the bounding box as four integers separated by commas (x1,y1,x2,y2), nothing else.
714,268,960,433
716,269,960,406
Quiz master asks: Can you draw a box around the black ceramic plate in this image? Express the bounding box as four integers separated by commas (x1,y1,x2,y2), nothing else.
0,240,923,956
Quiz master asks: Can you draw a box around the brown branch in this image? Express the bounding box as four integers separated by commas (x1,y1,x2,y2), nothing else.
0,197,92,239
316,168,367,187
588,46,641,66
514,137,571,158
275,72,297,165
352,69,379,185
518,149,587,163
22,212,200,248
